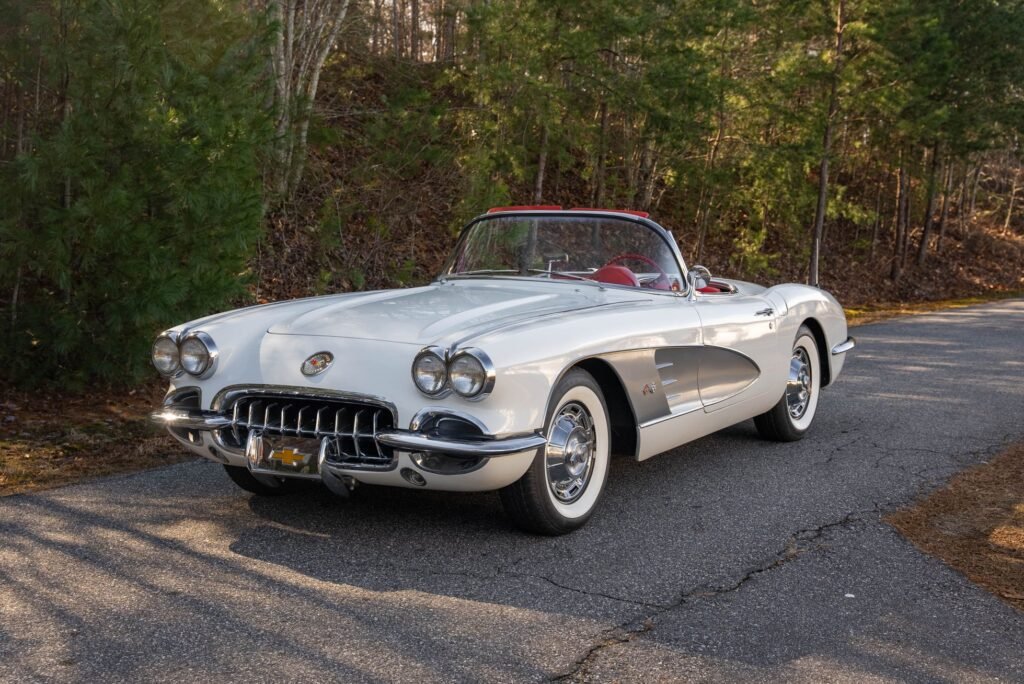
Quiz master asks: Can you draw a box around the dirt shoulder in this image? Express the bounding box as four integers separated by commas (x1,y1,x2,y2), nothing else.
888,442,1024,612
846,291,1024,327
0,383,193,496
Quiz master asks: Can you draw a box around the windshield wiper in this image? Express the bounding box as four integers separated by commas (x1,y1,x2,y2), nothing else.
526,268,592,282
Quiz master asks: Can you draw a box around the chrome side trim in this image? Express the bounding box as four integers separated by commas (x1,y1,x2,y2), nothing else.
831,336,856,355
376,430,546,456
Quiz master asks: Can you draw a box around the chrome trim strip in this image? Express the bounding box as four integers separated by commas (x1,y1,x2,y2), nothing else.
831,336,856,355
638,404,703,429
150,408,232,430
211,385,397,417
376,430,546,456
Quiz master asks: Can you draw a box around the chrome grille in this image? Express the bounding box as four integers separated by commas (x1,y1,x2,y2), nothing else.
218,394,396,470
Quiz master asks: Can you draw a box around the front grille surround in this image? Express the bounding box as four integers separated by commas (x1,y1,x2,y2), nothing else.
212,386,398,471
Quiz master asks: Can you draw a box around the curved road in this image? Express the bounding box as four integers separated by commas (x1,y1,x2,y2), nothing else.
2,300,1023,682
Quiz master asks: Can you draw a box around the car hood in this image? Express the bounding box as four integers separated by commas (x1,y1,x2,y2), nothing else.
264,280,641,346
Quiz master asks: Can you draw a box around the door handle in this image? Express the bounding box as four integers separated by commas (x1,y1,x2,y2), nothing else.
754,307,774,317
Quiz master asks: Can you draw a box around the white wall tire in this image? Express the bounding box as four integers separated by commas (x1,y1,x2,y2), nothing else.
499,368,610,535
754,324,821,441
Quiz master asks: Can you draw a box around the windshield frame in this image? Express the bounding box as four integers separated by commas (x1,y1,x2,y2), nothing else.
439,210,691,297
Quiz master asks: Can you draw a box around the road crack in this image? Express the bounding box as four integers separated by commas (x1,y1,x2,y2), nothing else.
548,509,869,682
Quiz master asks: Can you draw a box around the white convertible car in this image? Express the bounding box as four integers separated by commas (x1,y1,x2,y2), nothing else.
151,207,854,534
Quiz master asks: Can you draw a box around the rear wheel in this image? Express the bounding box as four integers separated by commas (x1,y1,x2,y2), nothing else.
223,464,288,496
754,324,821,442
500,368,611,535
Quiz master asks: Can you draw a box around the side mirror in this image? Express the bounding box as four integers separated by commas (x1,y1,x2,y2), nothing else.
688,265,712,287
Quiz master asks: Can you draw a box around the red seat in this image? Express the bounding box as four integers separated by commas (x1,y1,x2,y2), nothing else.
590,265,639,287
698,285,723,293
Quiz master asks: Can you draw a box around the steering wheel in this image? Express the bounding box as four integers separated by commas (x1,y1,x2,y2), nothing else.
603,253,670,290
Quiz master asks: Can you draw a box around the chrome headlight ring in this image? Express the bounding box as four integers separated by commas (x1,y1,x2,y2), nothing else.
178,331,219,379
412,346,451,398
152,331,183,377
448,347,495,401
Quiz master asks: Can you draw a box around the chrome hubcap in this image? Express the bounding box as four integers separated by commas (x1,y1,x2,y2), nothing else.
545,402,596,503
787,347,812,419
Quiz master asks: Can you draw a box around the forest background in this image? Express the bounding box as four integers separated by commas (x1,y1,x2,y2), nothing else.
2,0,1023,386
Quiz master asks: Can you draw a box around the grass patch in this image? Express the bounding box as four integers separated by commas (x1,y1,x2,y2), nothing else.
0,383,194,496
888,442,1024,612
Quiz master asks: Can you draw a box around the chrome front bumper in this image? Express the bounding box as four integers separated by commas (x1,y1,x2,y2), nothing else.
149,408,546,457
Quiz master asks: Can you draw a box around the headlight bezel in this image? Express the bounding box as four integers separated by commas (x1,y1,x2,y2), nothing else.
151,333,182,377
412,346,451,397
177,331,219,379
447,348,495,401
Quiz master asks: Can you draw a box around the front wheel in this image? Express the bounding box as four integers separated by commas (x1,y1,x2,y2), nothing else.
499,368,611,535
754,324,821,442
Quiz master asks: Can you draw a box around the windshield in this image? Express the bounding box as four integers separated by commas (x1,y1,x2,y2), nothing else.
444,215,685,292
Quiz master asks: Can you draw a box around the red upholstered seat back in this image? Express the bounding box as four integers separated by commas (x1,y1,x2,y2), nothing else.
590,265,639,287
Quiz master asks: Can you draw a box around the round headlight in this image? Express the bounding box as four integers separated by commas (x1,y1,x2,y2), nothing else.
448,349,495,400
412,348,448,396
179,332,218,378
151,335,180,376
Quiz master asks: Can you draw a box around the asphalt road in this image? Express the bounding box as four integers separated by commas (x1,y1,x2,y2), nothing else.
2,300,1024,683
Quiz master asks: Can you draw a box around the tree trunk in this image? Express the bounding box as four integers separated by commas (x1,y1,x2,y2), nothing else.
891,162,907,281
808,0,845,288
967,163,981,224
391,0,401,57
288,0,350,194
936,162,953,251
694,69,727,264
592,100,608,206
638,139,658,211
410,0,420,61
916,143,940,266
533,123,549,204
869,179,882,257
371,0,383,55
1005,163,1020,230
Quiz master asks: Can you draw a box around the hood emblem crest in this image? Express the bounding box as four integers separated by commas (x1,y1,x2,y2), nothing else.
301,351,334,376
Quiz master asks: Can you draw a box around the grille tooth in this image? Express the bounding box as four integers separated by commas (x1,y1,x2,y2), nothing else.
221,393,395,470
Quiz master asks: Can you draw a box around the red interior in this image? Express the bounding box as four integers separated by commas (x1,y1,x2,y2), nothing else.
590,265,640,287
698,285,724,293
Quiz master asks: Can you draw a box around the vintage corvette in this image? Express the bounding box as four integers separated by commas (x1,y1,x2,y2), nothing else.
150,207,855,534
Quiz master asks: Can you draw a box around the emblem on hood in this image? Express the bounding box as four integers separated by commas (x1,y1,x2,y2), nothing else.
301,351,334,376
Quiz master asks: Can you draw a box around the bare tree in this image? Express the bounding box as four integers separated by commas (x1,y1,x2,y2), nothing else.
808,0,845,288
256,0,351,200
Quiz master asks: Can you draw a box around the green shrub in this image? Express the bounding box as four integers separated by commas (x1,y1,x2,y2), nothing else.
0,0,271,387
